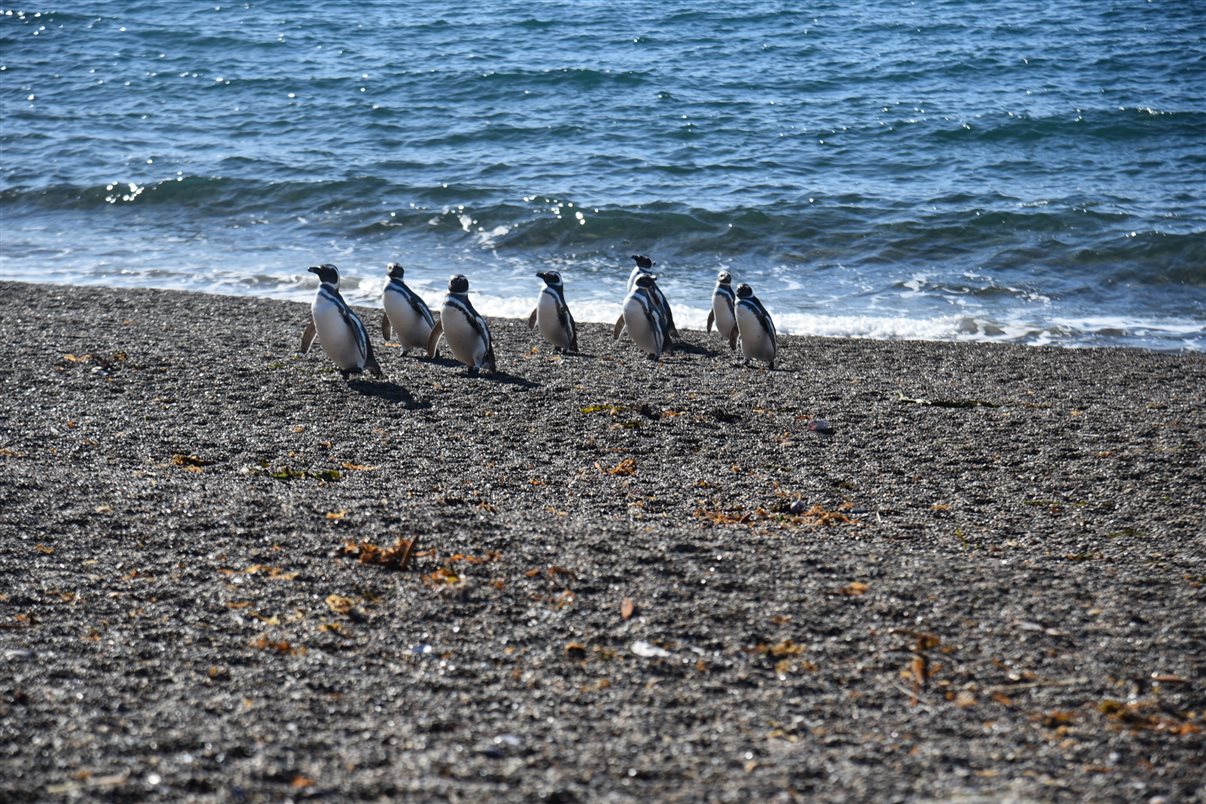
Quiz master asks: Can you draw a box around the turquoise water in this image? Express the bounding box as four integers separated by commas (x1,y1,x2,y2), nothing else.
2,2,1204,349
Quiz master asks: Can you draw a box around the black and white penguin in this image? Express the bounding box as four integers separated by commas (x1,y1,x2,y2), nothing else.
627,255,677,340
426,274,496,374
730,283,777,369
627,253,655,293
300,263,383,380
613,273,666,359
381,262,436,356
528,270,578,353
706,270,737,350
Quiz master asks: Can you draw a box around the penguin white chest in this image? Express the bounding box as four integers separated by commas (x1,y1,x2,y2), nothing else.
442,304,489,368
384,291,432,351
736,304,776,365
312,297,365,371
536,290,572,350
623,295,663,358
712,293,736,339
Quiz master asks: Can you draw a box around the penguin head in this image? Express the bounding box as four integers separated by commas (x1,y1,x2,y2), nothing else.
631,254,655,271
717,270,733,285
735,283,754,299
387,262,405,280
447,274,470,294
536,270,563,288
308,263,340,287
634,273,659,289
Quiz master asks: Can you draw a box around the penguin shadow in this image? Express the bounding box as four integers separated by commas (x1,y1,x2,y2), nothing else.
482,370,541,390
424,355,466,370
668,339,720,358
429,363,541,389
347,379,431,409
527,340,598,360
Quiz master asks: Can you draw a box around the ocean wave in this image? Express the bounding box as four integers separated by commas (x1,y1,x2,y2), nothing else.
932,108,1206,144
4,178,1203,288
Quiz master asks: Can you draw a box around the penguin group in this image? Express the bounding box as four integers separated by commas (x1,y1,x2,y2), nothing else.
300,256,777,380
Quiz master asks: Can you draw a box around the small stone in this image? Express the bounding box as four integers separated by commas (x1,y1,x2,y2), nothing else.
631,640,671,658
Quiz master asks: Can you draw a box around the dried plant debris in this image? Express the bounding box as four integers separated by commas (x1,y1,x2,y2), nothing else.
580,402,663,419
340,537,420,571
170,453,212,472
59,351,129,371
250,636,306,656
245,461,342,482
1097,699,1200,736
694,502,858,528
218,564,299,581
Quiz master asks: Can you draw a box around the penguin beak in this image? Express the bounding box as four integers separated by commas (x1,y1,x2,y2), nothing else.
307,266,321,275
535,272,548,281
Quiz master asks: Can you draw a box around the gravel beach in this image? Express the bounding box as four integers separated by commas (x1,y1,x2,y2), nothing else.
1,281,1203,802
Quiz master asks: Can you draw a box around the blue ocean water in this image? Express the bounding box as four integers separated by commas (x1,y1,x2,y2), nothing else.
2,1,1204,350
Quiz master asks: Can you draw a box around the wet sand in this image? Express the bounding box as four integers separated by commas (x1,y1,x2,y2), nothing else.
1,280,1203,801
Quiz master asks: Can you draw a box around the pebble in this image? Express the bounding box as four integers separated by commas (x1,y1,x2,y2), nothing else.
631,640,671,658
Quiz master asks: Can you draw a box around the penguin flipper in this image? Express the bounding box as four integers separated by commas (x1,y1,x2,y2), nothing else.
706,309,715,333
612,315,626,341
381,312,392,342
300,320,317,354
527,308,538,329
426,320,443,359
728,325,739,351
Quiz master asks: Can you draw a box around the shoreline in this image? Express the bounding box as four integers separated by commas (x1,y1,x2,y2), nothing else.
2,280,1203,801
7,275,1202,354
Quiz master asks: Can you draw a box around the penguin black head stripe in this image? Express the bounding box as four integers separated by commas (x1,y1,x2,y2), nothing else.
717,270,732,285
736,283,754,299
308,264,340,286
634,273,658,289
448,274,470,294
387,262,405,280
631,255,655,270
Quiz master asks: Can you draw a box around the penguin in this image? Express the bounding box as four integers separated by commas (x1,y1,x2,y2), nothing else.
627,254,654,293
730,283,777,369
706,270,737,350
612,273,666,359
627,255,677,340
527,270,578,352
426,274,496,375
380,262,436,356
300,263,383,380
